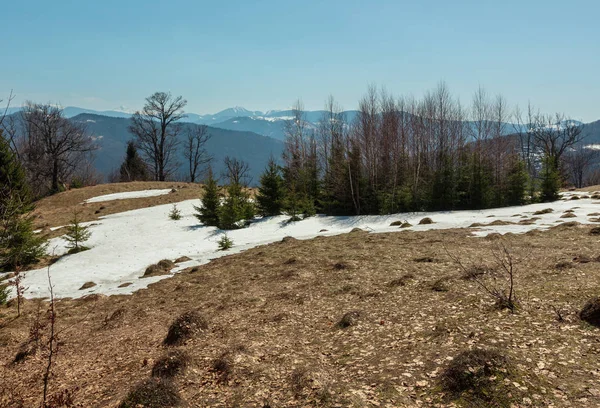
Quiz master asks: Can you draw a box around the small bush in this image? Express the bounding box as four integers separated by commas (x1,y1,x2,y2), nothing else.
389,220,403,226
441,349,510,403
400,222,412,228
560,212,577,219
580,297,600,327
164,310,208,346
168,204,182,221
533,208,553,215
337,311,360,328
419,217,433,225
218,234,233,251
119,378,181,408
152,350,189,379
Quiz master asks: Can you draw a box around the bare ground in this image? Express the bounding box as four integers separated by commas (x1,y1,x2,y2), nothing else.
2,223,600,407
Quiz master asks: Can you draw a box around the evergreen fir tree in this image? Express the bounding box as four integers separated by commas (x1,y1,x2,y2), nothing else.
0,132,32,214
0,133,46,269
256,158,285,217
120,141,149,182
64,211,91,254
218,182,255,230
539,155,560,202
506,158,529,206
193,167,221,227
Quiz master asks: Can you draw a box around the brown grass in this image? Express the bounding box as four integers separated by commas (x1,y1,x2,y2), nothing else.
2,226,600,406
31,182,206,235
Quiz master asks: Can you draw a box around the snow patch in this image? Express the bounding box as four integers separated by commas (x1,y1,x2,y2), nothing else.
85,189,172,203
13,192,600,300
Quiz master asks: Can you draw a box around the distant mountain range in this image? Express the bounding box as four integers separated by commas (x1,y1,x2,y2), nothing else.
72,113,283,185
4,106,599,184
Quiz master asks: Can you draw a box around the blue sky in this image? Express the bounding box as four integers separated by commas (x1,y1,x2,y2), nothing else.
2,0,599,121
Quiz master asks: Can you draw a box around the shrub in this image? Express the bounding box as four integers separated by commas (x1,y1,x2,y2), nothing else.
168,204,181,220
533,208,553,215
419,217,434,225
152,350,189,379
164,310,208,346
218,234,233,251
119,378,181,408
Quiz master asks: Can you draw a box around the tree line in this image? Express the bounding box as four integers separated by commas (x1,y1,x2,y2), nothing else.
255,83,587,219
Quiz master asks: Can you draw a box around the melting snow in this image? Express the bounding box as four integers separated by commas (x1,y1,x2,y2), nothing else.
9,191,600,300
85,189,172,203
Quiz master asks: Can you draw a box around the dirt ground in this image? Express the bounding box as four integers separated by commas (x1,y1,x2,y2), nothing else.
1,222,600,407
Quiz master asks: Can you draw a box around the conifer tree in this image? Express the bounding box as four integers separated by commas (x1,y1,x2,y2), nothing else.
256,158,285,217
506,158,529,206
120,141,149,182
0,132,47,269
64,211,91,254
194,167,221,227
218,181,255,229
539,155,561,202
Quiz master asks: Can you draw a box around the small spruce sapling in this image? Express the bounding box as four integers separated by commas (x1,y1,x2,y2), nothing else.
64,211,91,254
217,234,233,251
169,204,182,220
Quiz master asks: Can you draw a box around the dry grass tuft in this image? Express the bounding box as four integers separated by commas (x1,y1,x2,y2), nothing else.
211,352,233,382
79,281,96,290
560,213,577,219
164,310,208,346
118,378,181,408
337,311,360,328
430,277,450,292
533,208,554,215
389,274,415,287
143,259,175,278
152,350,189,379
441,348,511,405
580,297,600,327
419,217,434,225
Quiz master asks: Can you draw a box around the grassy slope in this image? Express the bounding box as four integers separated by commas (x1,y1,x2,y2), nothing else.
1,222,600,407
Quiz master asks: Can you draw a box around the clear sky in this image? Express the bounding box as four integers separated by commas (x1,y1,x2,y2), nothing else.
2,0,599,121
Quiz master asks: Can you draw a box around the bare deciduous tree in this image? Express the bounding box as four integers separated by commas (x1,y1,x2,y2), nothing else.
129,92,187,181
223,156,251,186
563,144,598,188
19,103,96,194
184,124,211,182
530,113,585,171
